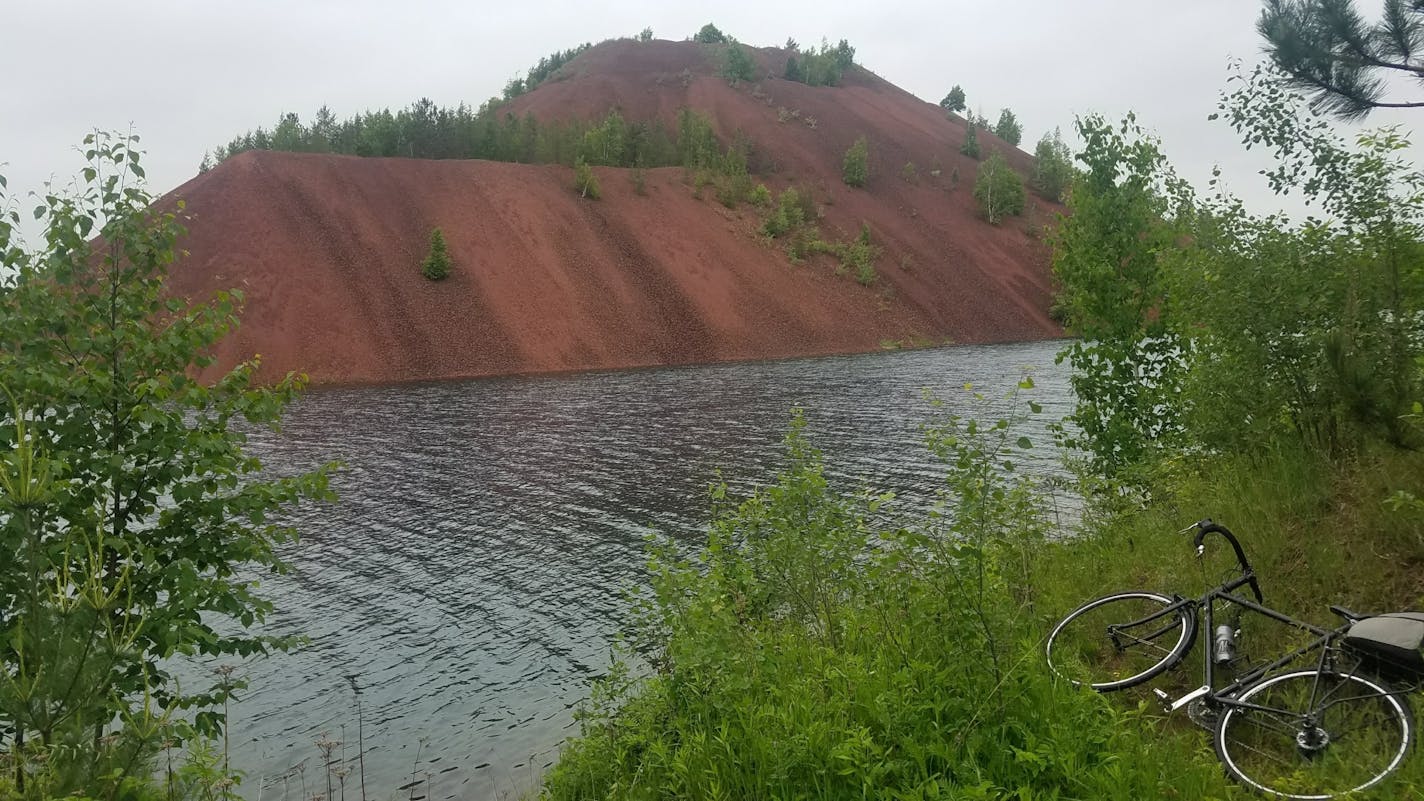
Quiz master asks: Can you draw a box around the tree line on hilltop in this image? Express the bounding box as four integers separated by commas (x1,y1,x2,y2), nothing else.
202,104,735,173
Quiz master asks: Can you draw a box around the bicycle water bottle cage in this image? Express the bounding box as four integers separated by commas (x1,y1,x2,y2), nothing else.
1345,612,1424,682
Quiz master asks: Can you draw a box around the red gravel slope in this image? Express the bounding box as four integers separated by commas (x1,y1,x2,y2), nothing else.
163,39,1062,386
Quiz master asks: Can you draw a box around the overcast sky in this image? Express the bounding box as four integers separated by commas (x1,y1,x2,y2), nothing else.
2,0,1419,243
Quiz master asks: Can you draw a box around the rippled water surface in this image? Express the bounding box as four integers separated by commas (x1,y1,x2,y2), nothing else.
216,340,1073,800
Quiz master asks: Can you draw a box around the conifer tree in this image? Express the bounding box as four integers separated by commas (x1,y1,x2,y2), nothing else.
994,108,1023,147
941,85,967,113
1259,0,1424,119
423,227,452,280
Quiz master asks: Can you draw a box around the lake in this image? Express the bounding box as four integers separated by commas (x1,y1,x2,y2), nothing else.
216,339,1074,800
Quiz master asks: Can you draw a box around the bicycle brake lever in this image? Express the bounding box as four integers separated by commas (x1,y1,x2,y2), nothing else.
1178,523,1199,535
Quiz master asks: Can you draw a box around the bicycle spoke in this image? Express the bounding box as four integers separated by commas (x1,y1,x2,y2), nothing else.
1110,628,1176,657
1217,671,1410,799
1231,708,1301,739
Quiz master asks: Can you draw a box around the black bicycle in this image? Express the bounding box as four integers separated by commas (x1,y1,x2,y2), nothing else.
1045,519,1424,799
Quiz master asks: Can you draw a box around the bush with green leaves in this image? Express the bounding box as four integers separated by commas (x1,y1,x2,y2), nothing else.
1053,67,1423,479
994,108,1022,147
760,186,818,240
1031,127,1073,202
721,40,756,84
541,402,1234,801
781,38,856,87
0,133,334,797
1050,113,1191,479
973,153,1026,224
1179,65,1424,453
844,223,880,285
422,227,451,280
960,116,981,160
692,23,726,44
940,84,966,113
841,135,869,188
573,157,601,199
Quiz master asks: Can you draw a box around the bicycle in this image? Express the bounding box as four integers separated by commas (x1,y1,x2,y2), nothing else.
1045,519,1424,799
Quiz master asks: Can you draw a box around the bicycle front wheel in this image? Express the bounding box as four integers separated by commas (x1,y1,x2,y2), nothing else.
1045,591,1197,691
1215,669,1414,799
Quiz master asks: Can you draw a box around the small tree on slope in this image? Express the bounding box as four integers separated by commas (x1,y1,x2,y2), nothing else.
974,153,1025,224
423,227,452,280
842,136,869,188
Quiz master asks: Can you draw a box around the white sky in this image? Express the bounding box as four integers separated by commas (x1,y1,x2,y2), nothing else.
2,0,1419,243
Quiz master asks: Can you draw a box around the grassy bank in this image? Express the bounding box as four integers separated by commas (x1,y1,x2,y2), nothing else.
536,407,1424,800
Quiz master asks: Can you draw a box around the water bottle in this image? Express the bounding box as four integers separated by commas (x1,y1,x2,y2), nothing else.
1214,624,1237,665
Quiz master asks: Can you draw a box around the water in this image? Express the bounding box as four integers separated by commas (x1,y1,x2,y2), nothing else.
213,340,1073,800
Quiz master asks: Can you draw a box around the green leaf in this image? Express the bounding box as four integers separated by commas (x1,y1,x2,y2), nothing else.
32,205,44,220
1028,401,1042,414
1017,375,1035,389
1016,436,1032,449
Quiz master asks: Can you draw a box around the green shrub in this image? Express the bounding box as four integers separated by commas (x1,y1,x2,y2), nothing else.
693,23,726,43
1032,127,1073,202
749,183,772,206
722,40,756,84
842,135,869,188
994,108,1023,147
941,84,966,113
781,39,855,86
960,117,981,160
973,153,1025,224
573,157,601,199
762,187,808,237
0,132,334,798
900,161,918,182
541,406,1234,801
422,227,451,280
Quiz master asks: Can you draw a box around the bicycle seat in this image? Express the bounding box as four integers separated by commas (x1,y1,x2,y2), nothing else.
1330,604,1367,621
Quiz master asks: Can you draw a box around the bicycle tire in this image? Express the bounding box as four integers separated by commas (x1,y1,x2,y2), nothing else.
1215,669,1414,800
1045,591,1197,691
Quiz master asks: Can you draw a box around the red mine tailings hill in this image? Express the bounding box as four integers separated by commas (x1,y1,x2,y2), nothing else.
164,39,1061,386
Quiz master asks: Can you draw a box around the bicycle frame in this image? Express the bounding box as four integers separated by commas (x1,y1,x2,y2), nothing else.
1154,576,1346,715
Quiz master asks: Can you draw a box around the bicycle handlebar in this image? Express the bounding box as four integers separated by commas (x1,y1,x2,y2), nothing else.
1190,519,1264,604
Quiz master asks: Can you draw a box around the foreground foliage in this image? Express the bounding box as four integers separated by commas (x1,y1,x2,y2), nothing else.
0,134,334,798
542,405,1234,801
1054,67,1423,481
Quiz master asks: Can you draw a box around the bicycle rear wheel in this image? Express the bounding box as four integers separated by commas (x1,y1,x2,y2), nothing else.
1045,591,1197,691
1215,669,1414,799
